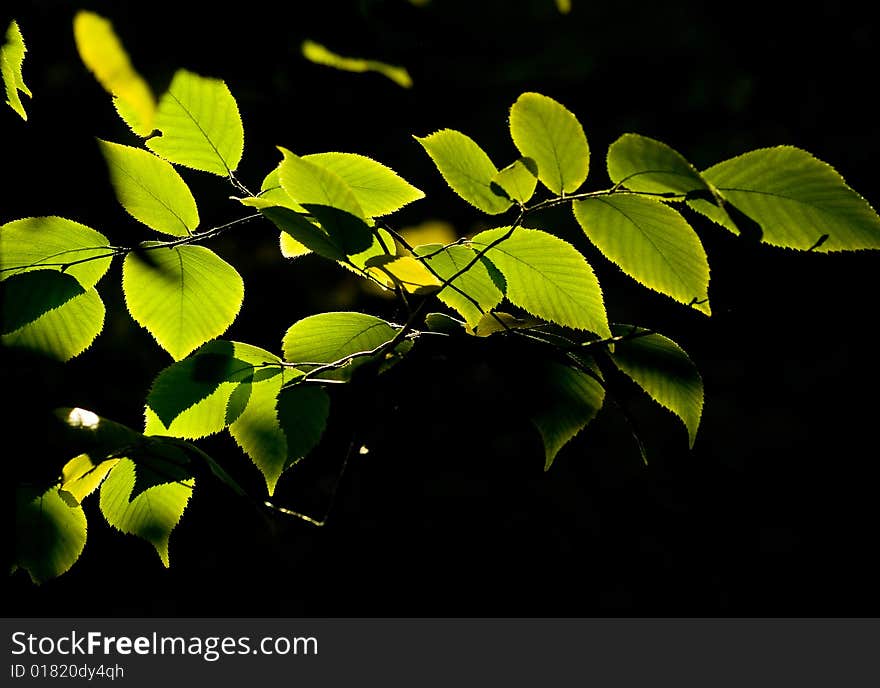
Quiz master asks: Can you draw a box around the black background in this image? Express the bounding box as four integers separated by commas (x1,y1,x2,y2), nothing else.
3,0,879,617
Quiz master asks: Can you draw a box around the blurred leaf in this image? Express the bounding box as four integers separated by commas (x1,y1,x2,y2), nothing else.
302,40,412,88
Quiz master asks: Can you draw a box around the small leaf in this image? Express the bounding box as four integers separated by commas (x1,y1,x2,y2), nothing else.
144,340,281,439
304,152,425,217
491,158,538,204
14,485,87,584
146,69,244,176
261,207,344,262
606,134,712,199
414,129,512,215
73,11,155,135
610,325,703,447
2,20,31,120
99,458,193,567
122,244,244,360
59,454,120,505
509,92,589,195
301,40,412,88
530,360,604,469
413,244,504,327
365,254,442,294
573,195,711,314
2,287,105,361
470,227,610,337
690,146,880,251
0,216,113,290
98,139,199,236
1,271,85,334
282,311,400,381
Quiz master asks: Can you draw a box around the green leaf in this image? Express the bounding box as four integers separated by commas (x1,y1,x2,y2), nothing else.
304,152,424,217
146,69,244,176
230,376,330,494
413,244,504,327
610,325,703,447
282,311,400,381
122,244,244,360
14,486,87,584
1,271,85,334
236,167,311,259
573,195,711,314
347,227,395,271
530,360,604,470
2,287,105,361
260,207,344,262
277,147,372,254
691,146,880,251
0,216,113,289
98,139,199,237
2,20,31,120
59,454,120,505
301,40,412,88
99,458,193,567
73,11,155,136
414,129,512,215
470,227,610,337
509,92,589,195
606,133,712,199
144,340,281,439
491,158,538,204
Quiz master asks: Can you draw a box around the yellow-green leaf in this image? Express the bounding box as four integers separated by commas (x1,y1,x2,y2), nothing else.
60,454,120,505
365,254,442,294
301,40,412,88
606,133,713,199
2,20,31,120
491,158,538,204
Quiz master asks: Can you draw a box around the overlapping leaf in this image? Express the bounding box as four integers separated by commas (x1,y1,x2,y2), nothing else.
301,40,412,88
491,158,538,204
1,271,84,334
573,195,711,314
470,227,610,337
690,146,880,251
2,20,31,120
509,92,589,195
147,69,244,176
98,139,199,236
415,130,512,214
606,134,712,198
59,454,120,505
122,244,244,360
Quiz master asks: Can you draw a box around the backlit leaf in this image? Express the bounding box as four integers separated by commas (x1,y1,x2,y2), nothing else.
59,454,120,505
491,158,538,204
606,133,712,199
0,216,113,289
122,244,244,360
147,69,244,176
509,92,589,195
14,486,87,584
73,11,154,135
99,458,193,566
690,146,880,251
261,207,343,262
2,287,105,361
98,139,199,236
2,20,31,120
301,40,412,88
1,271,85,334
415,129,512,214
573,195,710,314
365,254,441,294
610,325,703,447
470,227,610,337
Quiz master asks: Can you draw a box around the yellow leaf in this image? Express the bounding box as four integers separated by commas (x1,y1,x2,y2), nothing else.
399,219,458,247
367,255,441,294
73,11,155,136
301,40,413,89
60,454,120,505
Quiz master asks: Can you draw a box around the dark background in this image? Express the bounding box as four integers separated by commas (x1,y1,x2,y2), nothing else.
3,0,879,616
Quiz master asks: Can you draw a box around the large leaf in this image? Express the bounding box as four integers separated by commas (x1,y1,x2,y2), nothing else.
691,146,880,251
610,325,703,447
301,39,412,88
509,92,589,195
0,216,113,289
282,311,400,381
413,244,504,327
2,20,31,120
229,374,329,494
122,244,244,360
146,69,244,176
304,152,424,217
470,227,610,337
98,139,199,236
99,458,193,567
73,11,155,136
144,340,282,439
1,271,85,334
14,486,87,584
2,287,105,361
530,360,605,470
573,195,711,314
606,134,711,198
414,129,512,215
